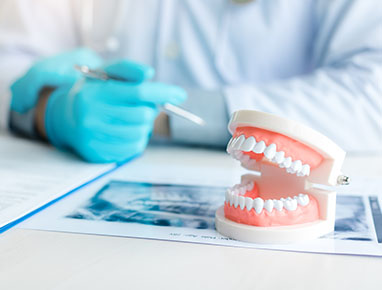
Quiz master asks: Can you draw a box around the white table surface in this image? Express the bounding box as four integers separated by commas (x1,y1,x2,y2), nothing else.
0,145,382,290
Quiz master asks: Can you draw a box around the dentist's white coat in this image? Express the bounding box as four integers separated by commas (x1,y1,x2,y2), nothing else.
0,0,381,151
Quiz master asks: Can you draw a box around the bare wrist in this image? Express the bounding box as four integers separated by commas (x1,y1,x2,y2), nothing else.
35,87,54,139
154,112,170,138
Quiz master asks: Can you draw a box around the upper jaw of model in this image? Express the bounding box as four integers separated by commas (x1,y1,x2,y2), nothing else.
227,132,314,177
215,110,346,243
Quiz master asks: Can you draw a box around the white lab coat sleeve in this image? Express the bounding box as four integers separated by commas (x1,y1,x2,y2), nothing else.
169,89,231,147
0,0,78,131
224,0,382,153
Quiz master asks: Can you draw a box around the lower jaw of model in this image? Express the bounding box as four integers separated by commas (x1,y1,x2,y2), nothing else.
224,180,319,227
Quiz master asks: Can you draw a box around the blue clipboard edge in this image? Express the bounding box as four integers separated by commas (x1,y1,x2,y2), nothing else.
0,154,140,234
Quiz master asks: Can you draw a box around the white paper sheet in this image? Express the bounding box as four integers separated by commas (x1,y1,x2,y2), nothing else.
19,159,382,257
0,134,115,232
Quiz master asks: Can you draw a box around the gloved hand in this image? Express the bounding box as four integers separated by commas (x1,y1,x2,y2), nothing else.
44,60,187,163
10,48,187,163
11,48,103,114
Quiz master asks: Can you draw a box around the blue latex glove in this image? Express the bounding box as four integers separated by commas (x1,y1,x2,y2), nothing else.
45,60,187,163
11,48,103,114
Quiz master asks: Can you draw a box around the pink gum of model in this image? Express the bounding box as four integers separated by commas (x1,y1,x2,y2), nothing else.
225,127,323,227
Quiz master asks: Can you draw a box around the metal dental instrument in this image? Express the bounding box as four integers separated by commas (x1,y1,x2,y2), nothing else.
74,65,206,126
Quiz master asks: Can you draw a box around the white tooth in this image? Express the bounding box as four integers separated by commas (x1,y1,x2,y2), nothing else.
297,194,309,206
245,197,253,211
302,196,310,206
226,137,234,153
234,150,243,160
264,143,277,160
273,200,284,211
240,154,250,164
233,194,239,208
246,182,254,191
233,135,245,150
232,184,239,195
305,165,311,176
290,160,302,174
239,196,246,210
253,198,264,214
229,192,235,206
286,167,294,174
264,199,274,213
230,136,238,150
283,198,298,211
253,140,266,154
225,189,231,202
280,157,292,168
241,136,256,152
239,186,247,195
297,164,310,177
297,196,305,206
273,151,285,164
229,137,239,153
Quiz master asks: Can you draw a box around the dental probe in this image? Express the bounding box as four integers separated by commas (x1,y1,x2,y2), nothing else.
74,65,206,126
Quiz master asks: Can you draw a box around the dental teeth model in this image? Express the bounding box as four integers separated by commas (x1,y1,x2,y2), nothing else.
215,110,348,243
